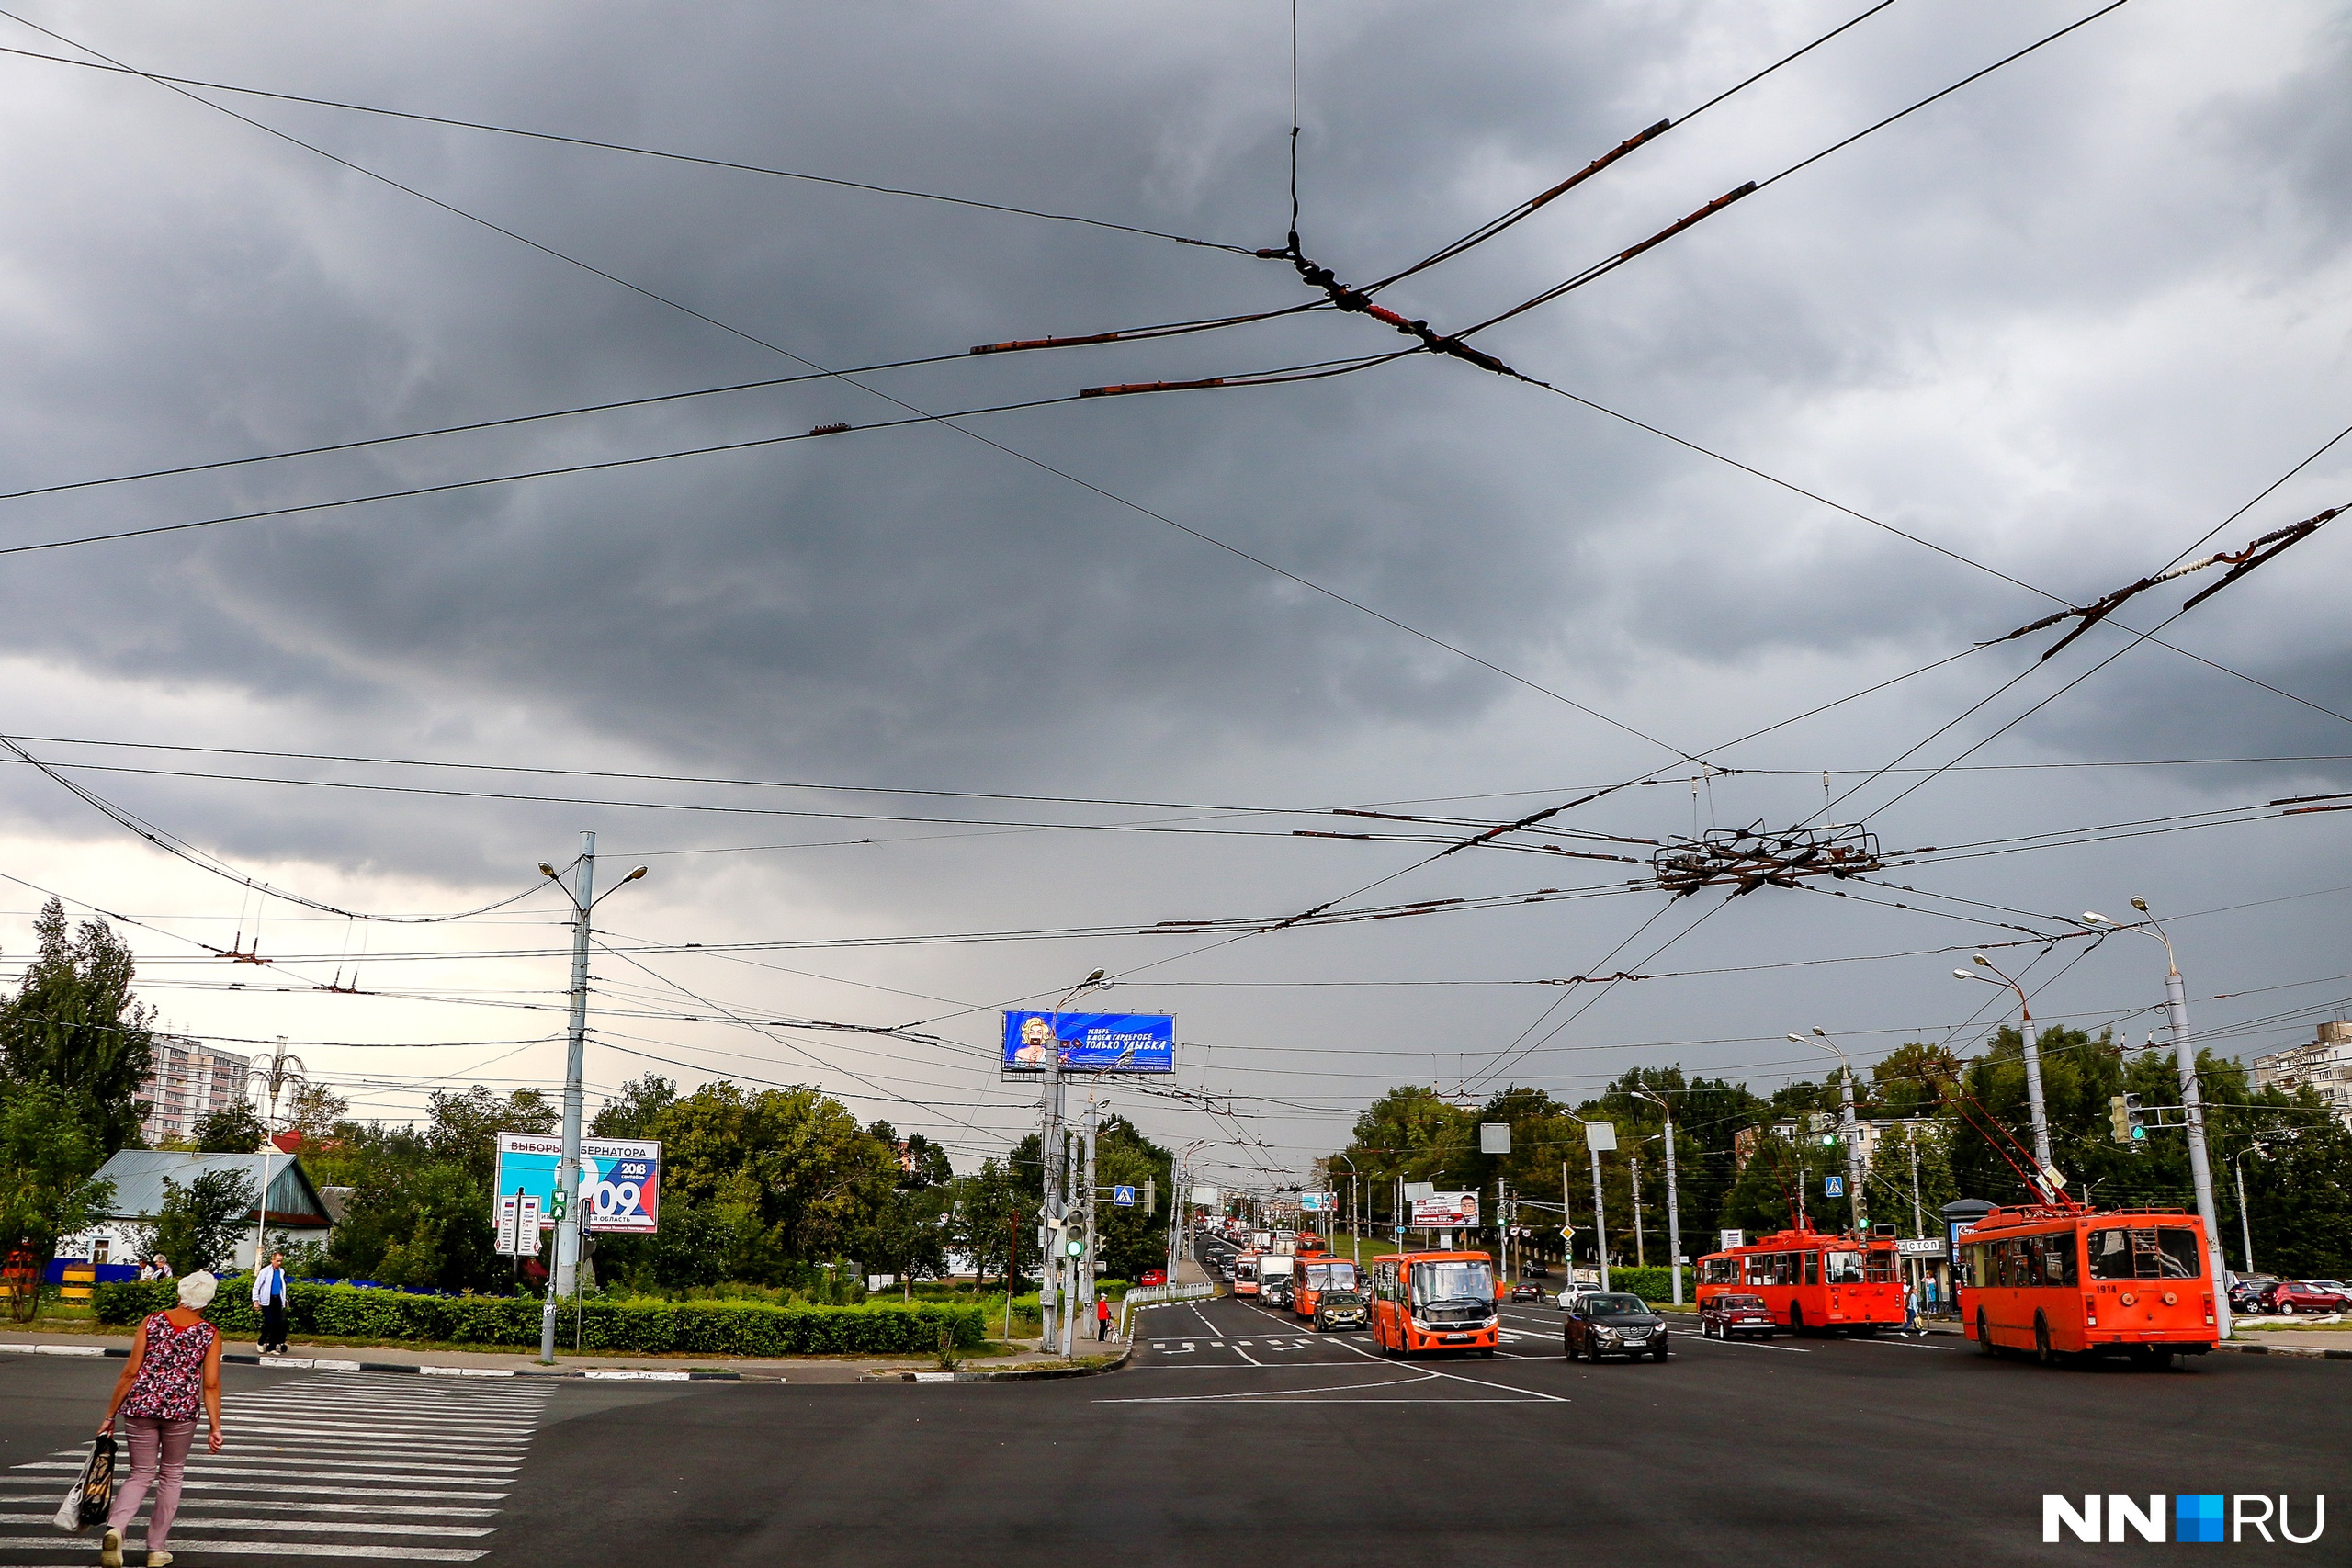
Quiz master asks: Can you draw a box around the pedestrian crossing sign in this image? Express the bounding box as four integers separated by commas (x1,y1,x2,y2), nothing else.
1825,1175,1846,1198
1114,1185,1136,1206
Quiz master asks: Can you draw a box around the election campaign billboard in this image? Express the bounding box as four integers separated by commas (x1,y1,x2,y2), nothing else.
1001,1011,1175,1076
492,1133,662,1234
1410,1190,1480,1229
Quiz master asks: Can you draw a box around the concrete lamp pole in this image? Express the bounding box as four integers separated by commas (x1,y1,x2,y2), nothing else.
1633,1088,1683,1304
537,834,648,1366
2081,899,2232,1340
1037,968,1105,1355
1951,957,2059,1190
1791,1031,1865,1235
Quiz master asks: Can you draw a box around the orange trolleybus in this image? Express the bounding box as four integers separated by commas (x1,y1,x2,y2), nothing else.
1956,1202,2216,1367
1693,1225,1905,1337
1368,1249,1501,1357
1292,1255,1360,1325
1231,1248,1262,1297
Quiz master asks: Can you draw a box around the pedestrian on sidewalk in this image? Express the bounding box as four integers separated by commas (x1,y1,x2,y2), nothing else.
96,1269,223,1568
1903,1280,1921,1337
251,1251,289,1356
136,1256,172,1282
1095,1295,1112,1341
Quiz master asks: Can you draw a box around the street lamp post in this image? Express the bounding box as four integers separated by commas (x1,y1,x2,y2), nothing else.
535,834,648,1365
2083,899,2232,1339
2229,1147,2260,1276
1633,1088,1683,1304
1791,1031,1865,1234
1036,969,1105,1354
1330,1150,1361,1266
1951,957,2057,1183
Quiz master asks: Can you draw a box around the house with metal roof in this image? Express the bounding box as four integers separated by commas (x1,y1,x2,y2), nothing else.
59,1149,334,1272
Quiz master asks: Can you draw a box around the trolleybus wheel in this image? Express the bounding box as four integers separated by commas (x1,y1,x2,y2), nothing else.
1977,1308,1996,1356
2034,1314,2058,1367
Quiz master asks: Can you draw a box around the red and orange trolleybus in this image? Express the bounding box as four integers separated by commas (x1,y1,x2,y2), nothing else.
1956,1202,2215,1367
1368,1249,1501,1356
1693,1225,1905,1336
1231,1248,1262,1297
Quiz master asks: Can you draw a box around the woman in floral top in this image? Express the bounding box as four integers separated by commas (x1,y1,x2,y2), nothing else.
96,1269,224,1568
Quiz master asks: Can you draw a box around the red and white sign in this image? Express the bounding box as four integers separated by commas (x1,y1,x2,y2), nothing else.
1410,1191,1479,1229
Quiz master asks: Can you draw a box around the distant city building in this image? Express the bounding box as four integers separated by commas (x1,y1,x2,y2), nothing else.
139,1035,250,1145
2250,1021,2352,1130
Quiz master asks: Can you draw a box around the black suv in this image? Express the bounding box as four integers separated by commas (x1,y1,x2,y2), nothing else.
1563,1292,1669,1362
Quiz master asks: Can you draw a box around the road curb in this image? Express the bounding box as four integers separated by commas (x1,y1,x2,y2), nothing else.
2212,1341,2352,1360
0,1342,747,1379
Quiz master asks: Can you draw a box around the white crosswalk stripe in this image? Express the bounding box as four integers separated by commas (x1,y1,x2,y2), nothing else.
0,1371,547,1563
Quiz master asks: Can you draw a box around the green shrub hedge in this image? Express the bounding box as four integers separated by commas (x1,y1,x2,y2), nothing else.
94,1276,986,1354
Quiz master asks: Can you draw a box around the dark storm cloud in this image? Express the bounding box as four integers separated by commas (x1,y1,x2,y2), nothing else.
1,1,2349,1168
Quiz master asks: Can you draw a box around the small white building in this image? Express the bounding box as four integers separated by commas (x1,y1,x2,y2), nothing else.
2250,1021,2352,1130
61,1149,334,1271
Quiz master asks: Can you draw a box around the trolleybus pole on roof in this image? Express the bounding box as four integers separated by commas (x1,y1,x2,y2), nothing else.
1952,956,2055,1178
2081,900,2232,1340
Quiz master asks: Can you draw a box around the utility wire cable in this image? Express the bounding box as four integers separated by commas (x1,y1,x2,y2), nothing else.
0,39,1261,255
12,12,1696,768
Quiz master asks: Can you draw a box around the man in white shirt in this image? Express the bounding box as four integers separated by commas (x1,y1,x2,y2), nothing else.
252,1251,290,1355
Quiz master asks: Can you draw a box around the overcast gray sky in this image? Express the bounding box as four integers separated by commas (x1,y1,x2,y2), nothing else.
0,0,2347,1191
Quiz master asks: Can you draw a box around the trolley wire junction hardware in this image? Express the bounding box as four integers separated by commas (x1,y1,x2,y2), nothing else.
1652,822,1883,897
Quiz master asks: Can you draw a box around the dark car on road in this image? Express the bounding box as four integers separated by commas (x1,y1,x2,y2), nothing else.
1315,1289,1367,1332
2264,1280,2351,1315
1262,1277,1295,1310
1699,1292,1778,1340
1523,1262,1550,1278
2228,1275,2279,1314
1563,1292,1669,1362
1510,1281,1544,1303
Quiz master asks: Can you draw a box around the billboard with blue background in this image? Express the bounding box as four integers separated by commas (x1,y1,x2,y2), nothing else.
493,1134,661,1233
1001,1012,1175,1075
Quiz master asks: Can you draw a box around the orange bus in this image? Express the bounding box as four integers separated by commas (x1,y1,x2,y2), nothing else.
1956,1202,2215,1367
1231,1248,1262,1297
1693,1225,1904,1337
1292,1256,1362,1325
1368,1249,1500,1357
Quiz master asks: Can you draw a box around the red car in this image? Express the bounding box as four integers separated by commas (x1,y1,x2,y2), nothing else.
2261,1280,2350,1315
1138,1269,1167,1287
1699,1292,1778,1339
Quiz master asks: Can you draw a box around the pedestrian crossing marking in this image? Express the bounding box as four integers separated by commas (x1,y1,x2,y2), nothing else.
0,1371,547,1564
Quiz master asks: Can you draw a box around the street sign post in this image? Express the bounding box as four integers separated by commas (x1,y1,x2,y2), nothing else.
1113,1184,1136,1207
1825,1175,1846,1198
494,1190,542,1256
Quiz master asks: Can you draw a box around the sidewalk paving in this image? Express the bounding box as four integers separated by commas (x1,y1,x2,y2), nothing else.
0,1324,1128,1383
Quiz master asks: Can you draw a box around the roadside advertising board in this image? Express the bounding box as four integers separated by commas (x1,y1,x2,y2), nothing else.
1410,1190,1479,1229
492,1133,662,1234
1000,1011,1176,1075
1299,1191,1335,1213
492,1191,542,1256
1190,1185,1221,1206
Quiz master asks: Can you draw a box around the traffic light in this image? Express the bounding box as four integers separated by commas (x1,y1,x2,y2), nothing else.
2108,1094,2146,1144
1065,1237,1084,1258
549,1189,567,1222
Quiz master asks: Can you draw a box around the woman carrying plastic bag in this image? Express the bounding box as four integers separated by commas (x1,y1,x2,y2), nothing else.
90,1270,224,1567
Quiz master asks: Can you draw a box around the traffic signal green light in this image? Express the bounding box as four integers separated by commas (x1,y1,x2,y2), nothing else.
549,1190,568,1221
2109,1094,2146,1144
1065,1238,1083,1258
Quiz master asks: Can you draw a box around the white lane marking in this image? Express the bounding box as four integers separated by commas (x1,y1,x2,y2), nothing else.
1098,1371,1445,1404
1845,1336,1957,1351
0,1513,492,1538
1,1469,505,1498
1323,1331,1568,1401
1676,1333,1810,1354
0,1540,485,1560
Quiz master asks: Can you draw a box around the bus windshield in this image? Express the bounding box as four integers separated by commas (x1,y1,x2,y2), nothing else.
1411,1261,1493,1305
2088,1226,2201,1280
1305,1262,1358,1291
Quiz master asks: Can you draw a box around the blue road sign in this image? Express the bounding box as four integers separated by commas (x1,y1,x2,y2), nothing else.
1825,1175,1846,1198
1114,1185,1136,1206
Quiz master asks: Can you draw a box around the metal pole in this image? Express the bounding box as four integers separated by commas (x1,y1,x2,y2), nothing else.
1909,1134,1924,1237
2233,1155,2254,1275
1660,1111,1682,1305
543,830,594,1366
1630,1156,1645,1269
1560,1160,1570,1277
2163,963,2232,1338
2018,1002,2053,1178
1080,1110,1098,1339
1039,1008,1062,1352
1589,1145,1609,1292
1838,1069,1864,1234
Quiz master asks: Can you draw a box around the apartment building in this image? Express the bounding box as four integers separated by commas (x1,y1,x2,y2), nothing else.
139,1034,251,1145
2250,1020,2352,1130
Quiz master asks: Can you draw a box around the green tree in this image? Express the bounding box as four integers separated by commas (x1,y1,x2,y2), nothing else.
321,1087,560,1292
956,1156,1036,1292
285,1083,349,1141
1866,1120,1957,1237
0,1081,115,1319
192,1103,269,1153
0,898,155,1153
150,1168,255,1277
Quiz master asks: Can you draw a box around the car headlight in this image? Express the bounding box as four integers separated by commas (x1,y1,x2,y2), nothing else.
1593,1327,1617,1339
1409,1317,1430,1332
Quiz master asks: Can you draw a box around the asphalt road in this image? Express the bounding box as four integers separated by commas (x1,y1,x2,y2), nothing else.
4,1287,2343,1566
